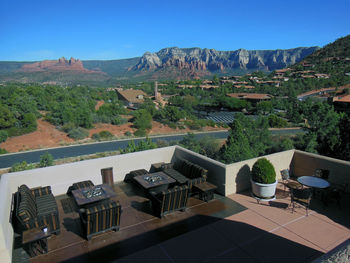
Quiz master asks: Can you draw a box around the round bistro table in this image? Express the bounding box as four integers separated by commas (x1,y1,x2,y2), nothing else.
297,176,330,189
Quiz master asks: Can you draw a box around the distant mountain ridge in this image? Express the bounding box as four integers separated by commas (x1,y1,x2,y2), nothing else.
131,47,319,78
0,46,319,83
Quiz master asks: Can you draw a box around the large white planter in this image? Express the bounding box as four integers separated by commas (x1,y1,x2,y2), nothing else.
250,179,277,199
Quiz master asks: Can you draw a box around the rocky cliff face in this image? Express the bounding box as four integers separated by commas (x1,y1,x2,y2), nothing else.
19,57,98,73
131,47,319,75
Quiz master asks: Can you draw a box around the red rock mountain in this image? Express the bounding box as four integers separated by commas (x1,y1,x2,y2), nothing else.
19,57,98,73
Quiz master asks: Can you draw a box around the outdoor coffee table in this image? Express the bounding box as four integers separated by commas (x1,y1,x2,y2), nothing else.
133,171,176,193
193,182,217,202
72,184,116,207
22,226,51,257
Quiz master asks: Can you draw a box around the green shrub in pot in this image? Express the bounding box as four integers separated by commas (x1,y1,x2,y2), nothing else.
251,158,276,184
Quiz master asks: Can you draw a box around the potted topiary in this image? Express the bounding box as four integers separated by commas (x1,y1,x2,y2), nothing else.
250,158,277,199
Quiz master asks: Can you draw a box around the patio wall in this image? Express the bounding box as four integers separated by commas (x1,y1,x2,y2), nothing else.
225,150,295,195
0,146,176,263
292,150,350,193
174,146,227,195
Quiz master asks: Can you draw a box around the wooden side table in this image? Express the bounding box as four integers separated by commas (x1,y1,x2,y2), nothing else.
193,182,217,202
101,167,114,187
22,227,51,257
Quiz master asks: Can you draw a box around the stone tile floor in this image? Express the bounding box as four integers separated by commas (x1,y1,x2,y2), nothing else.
114,184,350,263
15,182,350,263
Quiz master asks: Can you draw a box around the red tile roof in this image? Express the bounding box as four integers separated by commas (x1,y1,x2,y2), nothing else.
227,93,272,100
117,89,147,103
333,95,350,103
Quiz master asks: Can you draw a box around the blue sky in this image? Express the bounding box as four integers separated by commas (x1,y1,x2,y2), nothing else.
0,0,349,61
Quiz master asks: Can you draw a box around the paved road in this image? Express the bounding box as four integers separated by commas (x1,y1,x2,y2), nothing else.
0,129,305,169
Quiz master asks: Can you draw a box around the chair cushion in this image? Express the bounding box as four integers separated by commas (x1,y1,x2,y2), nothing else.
17,197,36,222
163,168,188,184
74,180,94,189
18,185,37,221
280,169,290,180
36,195,58,215
18,185,36,206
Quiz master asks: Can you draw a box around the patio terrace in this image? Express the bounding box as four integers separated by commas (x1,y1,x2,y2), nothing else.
1,146,349,262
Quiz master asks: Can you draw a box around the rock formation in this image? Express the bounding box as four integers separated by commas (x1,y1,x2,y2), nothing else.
131,47,319,75
19,57,98,73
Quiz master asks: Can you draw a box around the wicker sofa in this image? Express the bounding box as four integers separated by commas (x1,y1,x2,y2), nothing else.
149,185,189,218
12,184,60,234
79,200,122,240
161,158,208,191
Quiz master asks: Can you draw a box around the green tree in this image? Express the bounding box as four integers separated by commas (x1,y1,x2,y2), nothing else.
268,114,288,128
304,102,341,154
39,152,54,167
133,109,152,130
163,106,184,123
212,75,219,85
0,104,16,129
22,113,37,132
219,120,254,164
256,101,273,115
0,130,8,143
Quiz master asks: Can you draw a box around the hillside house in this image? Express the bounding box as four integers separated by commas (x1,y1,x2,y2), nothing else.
333,95,350,113
116,88,148,108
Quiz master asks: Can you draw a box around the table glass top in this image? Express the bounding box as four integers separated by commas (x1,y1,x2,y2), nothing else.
297,176,330,188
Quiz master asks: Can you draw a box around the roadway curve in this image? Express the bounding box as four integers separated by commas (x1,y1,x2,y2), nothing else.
0,129,304,169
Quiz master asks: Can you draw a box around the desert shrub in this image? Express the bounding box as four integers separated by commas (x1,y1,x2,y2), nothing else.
0,130,8,143
111,116,127,125
251,158,276,184
168,122,177,129
39,152,54,167
0,148,8,154
120,138,157,154
10,161,36,172
124,131,132,136
99,130,113,139
92,133,101,140
61,122,76,133
68,127,89,140
134,128,147,137
207,120,216,127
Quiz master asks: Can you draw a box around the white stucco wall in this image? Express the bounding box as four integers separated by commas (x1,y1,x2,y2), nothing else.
292,150,350,193
225,150,295,195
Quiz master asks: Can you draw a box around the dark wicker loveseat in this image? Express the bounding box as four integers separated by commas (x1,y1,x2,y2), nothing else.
12,184,60,234
149,185,189,218
161,158,208,191
79,200,122,240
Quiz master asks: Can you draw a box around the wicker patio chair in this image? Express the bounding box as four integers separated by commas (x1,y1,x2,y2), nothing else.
291,188,312,216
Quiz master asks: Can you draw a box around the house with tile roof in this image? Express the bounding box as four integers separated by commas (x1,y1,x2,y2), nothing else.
116,88,148,108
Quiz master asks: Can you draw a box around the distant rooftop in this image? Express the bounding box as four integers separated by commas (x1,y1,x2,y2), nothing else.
227,92,273,100
117,89,147,104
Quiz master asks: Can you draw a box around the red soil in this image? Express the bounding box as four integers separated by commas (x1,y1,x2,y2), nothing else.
95,100,105,110
1,119,74,153
1,118,227,153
